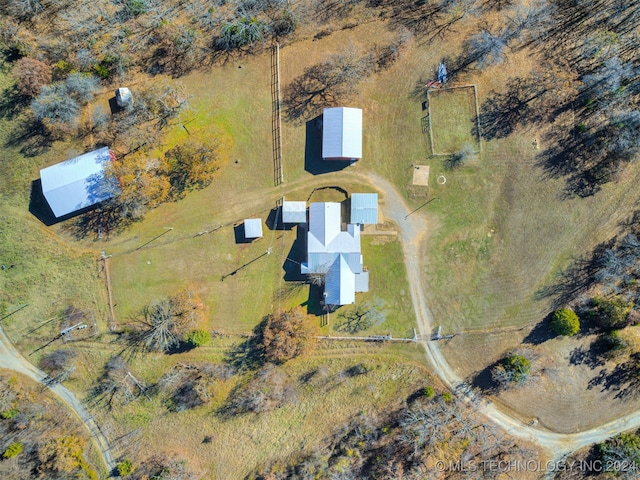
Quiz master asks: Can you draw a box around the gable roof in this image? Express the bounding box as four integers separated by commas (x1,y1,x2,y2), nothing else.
350,193,378,225
303,202,367,306
322,107,363,160
40,147,117,218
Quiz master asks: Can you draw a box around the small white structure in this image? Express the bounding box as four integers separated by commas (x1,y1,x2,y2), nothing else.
350,193,378,225
40,147,117,218
322,107,362,161
282,200,307,224
244,218,263,239
115,87,133,108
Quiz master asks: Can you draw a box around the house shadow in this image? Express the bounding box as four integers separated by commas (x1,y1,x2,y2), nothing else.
304,114,350,175
283,225,306,282
108,96,123,115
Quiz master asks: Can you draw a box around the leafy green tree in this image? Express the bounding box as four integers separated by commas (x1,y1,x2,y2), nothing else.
591,296,634,330
550,308,580,336
2,442,23,459
492,354,531,387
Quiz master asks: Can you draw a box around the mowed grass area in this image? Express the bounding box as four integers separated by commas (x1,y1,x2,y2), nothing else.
428,86,479,155
108,179,416,337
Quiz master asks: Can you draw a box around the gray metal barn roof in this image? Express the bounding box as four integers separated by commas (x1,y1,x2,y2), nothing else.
322,107,362,160
350,193,378,225
40,147,117,218
282,201,307,223
244,218,263,238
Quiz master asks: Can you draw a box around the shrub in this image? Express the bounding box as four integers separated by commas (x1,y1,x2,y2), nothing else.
441,391,452,402
185,330,210,347
117,459,134,476
2,442,23,459
424,386,435,399
550,308,580,336
1,408,19,419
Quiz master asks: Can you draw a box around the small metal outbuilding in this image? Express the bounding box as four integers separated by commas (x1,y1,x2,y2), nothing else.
350,193,378,225
282,201,307,224
244,218,263,239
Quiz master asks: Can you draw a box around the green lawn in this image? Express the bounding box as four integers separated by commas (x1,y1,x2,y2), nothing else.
428,86,480,155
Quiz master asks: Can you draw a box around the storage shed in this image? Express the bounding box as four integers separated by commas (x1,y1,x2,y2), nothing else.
350,193,378,225
244,218,263,239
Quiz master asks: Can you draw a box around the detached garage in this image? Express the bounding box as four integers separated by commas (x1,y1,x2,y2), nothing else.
40,147,117,218
322,107,362,161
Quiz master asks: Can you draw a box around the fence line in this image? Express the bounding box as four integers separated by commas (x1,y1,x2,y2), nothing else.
271,43,284,186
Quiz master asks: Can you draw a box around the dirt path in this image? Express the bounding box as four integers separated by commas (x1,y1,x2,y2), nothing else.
0,327,116,476
358,171,640,462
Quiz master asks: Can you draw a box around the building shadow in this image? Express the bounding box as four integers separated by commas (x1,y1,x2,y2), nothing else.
283,225,307,282
266,207,296,231
29,179,59,226
304,114,350,175
108,96,122,115
233,223,253,244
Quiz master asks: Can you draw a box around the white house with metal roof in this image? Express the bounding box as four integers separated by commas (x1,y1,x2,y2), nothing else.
40,147,117,218
301,202,369,306
322,107,362,161
350,193,378,225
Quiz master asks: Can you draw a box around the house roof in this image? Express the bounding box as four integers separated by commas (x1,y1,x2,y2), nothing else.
351,193,378,225
325,255,356,305
322,107,362,160
304,202,367,306
282,201,307,223
244,218,263,238
40,147,117,218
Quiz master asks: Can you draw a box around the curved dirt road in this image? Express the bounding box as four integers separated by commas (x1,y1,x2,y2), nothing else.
0,327,115,475
361,171,640,459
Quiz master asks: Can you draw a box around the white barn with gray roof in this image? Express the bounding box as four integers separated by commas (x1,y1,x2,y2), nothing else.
40,147,117,218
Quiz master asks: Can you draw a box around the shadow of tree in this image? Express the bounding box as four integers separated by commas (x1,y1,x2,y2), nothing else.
587,353,640,400
468,360,501,394
535,240,613,309
0,84,29,120
522,314,556,345
5,117,53,157
224,320,266,372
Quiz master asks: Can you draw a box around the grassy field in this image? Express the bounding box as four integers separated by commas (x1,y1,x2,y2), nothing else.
427,86,480,155
103,343,434,479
